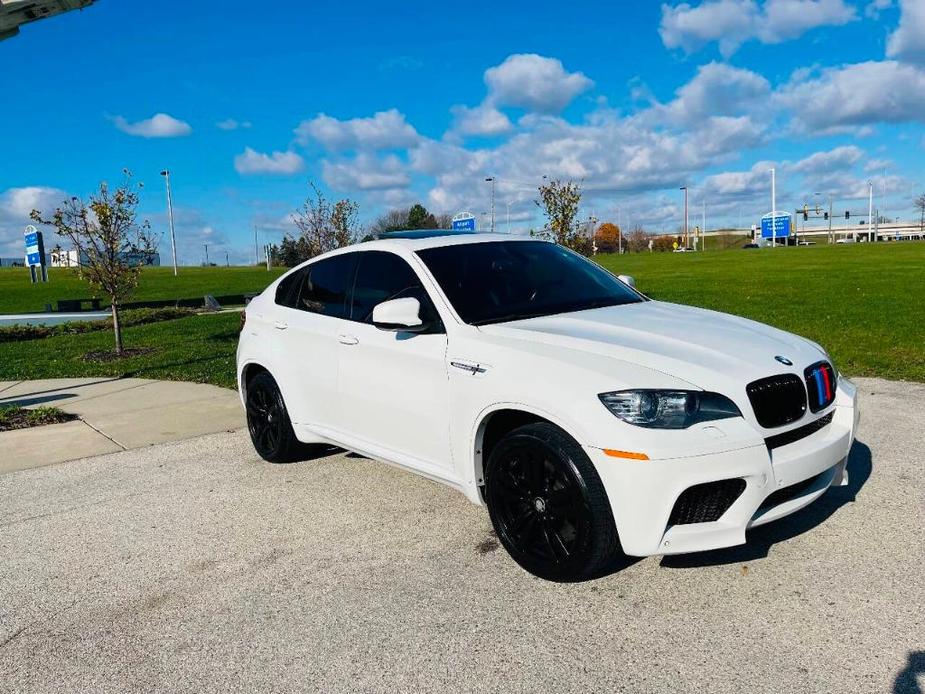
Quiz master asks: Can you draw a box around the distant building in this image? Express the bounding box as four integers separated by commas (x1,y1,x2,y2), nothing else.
49,248,161,267
1,0,95,42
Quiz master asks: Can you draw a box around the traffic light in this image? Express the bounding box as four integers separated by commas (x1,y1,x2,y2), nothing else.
845,211,850,219
803,211,809,221
824,211,829,220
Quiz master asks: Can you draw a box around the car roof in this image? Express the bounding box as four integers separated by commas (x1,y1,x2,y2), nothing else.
360,231,539,252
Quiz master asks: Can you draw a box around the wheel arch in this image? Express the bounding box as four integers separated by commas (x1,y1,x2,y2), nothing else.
471,403,587,500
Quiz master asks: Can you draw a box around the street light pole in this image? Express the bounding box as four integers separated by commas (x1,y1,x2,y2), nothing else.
204,244,209,266
701,198,705,251
506,201,512,233
868,180,874,243
680,186,688,247
616,206,622,254
770,167,776,248
160,170,178,275
485,177,495,233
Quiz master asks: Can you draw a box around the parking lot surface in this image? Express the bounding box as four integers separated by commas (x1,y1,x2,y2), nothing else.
1,377,923,693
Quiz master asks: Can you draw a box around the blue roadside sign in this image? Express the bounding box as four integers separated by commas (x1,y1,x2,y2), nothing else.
23,225,46,268
760,213,791,239
452,216,476,230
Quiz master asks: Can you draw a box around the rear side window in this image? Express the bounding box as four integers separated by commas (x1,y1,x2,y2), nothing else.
274,269,305,308
350,251,441,329
296,253,356,318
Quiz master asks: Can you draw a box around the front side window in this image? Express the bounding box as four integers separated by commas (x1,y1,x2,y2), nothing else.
350,251,441,329
416,240,644,326
296,253,356,318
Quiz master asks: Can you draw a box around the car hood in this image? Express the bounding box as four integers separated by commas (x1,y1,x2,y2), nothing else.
477,301,826,392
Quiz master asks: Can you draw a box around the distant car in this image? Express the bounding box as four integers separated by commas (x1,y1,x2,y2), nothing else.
743,243,760,249
673,247,694,253
237,231,859,581
835,238,856,244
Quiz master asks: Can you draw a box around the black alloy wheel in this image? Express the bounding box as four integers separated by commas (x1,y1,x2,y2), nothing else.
245,372,299,463
485,422,619,581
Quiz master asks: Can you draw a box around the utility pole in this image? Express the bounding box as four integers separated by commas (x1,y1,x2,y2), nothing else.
770,167,776,248
485,177,495,233
160,170,178,275
616,206,622,254
680,186,688,247
701,198,705,251
506,200,512,233
868,180,874,243
828,195,833,244
225,250,229,267
253,225,259,266
203,244,209,266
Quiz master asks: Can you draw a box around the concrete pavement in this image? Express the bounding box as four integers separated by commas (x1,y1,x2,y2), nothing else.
0,378,244,474
0,377,922,693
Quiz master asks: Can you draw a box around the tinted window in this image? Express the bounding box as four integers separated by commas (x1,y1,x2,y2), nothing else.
350,251,440,328
296,253,356,318
274,268,306,308
416,240,644,326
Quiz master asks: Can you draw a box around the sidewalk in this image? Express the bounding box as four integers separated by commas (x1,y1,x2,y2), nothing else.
0,377,245,474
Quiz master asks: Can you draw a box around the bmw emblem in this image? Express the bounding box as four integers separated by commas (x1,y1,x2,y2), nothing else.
775,355,793,366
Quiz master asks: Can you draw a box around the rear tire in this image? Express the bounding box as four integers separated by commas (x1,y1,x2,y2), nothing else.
245,372,300,463
485,422,620,581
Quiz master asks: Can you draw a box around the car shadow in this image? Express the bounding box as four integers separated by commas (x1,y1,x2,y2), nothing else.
894,651,925,694
0,377,118,407
658,439,872,569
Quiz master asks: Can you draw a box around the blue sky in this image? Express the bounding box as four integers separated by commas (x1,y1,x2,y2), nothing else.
1,0,924,263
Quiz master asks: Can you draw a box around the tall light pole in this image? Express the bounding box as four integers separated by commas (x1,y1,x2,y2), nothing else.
203,244,209,266
160,170,178,275
616,206,622,254
680,186,688,247
506,200,512,233
701,198,705,251
770,167,776,248
868,180,874,243
485,177,495,233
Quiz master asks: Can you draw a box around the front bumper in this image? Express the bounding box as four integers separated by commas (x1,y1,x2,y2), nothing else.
589,378,859,557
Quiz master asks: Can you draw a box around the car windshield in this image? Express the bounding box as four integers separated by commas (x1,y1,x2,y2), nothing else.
416,240,644,326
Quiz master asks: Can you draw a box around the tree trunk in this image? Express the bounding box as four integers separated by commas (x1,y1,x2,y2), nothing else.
111,301,123,355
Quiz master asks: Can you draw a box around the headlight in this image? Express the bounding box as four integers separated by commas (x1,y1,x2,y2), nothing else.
598,390,741,429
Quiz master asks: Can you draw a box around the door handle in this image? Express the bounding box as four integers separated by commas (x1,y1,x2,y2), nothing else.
337,334,359,346
274,321,288,330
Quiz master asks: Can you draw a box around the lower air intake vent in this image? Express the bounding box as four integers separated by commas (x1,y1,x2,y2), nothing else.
668,478,747,526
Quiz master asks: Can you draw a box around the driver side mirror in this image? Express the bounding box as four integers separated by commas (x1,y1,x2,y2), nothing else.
617,274,636,288
372,297,428,332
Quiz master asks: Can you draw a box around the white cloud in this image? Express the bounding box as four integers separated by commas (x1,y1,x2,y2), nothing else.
0,186,68,257
322,153,411,191
450,102,513,137
483,54,593,112
655,62,771,124
234,147,305,175
112,113,192,138
791,145,864,174
294,109,420,150
865,0,892,18
887,0,925,63
778,60,925,132
660,0,856,57
216,118,252,130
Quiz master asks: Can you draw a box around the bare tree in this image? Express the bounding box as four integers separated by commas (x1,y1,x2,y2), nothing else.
625,224,649,253
536,179,589,255
31,171,155,355
289,182,361,261
914,193,925,231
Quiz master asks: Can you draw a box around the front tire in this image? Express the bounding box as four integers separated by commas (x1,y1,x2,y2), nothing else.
245,372,300,463
485,422,619,581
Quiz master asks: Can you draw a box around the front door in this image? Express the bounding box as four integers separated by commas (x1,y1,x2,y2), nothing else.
335,251,451,471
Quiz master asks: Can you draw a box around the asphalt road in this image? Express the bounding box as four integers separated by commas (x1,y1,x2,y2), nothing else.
1,377,922,693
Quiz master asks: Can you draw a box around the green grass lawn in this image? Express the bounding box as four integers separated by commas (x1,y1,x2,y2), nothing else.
596,242,925,382
0,265,286,313
0,242,922,389
0,311,242,388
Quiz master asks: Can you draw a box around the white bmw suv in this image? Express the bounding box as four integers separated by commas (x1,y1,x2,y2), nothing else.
237,231,859,581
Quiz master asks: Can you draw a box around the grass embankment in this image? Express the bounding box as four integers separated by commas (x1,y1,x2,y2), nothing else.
0,266,286,314
597,242,925,382
0,242,922,388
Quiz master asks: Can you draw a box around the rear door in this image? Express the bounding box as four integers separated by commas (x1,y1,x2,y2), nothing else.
335,250,451,470
274,252,357,428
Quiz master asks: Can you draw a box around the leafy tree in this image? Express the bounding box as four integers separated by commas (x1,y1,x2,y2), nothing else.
31,171,156,355
370,204,452,235
535,179,590,255
594,222,622,252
